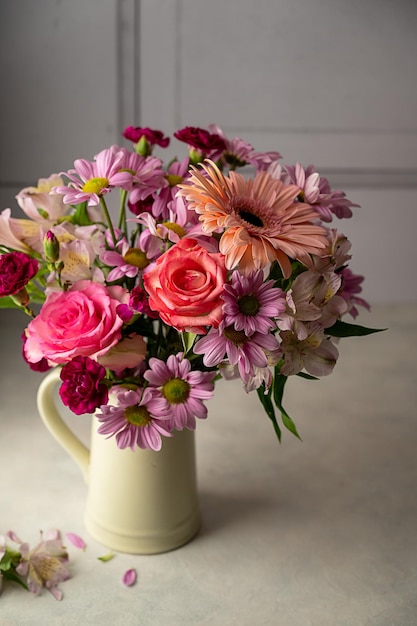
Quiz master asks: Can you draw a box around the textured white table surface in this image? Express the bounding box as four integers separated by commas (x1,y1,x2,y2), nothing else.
0,305,416,626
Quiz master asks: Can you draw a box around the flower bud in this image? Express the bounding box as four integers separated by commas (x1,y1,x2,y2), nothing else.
43,230,60,262
134,135,151,157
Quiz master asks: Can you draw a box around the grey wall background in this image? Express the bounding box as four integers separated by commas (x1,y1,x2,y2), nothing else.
1,0,416,304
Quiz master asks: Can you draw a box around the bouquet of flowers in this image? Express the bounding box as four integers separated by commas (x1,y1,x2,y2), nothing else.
0,124,379,450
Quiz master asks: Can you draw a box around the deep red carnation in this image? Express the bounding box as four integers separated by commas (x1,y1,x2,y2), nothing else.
59,356,108,415
123,126,170,148
173,126,227,155
0,251,39,297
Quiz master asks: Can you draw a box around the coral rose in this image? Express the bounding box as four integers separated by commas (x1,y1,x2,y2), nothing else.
24,280,127,366
143,238,226,334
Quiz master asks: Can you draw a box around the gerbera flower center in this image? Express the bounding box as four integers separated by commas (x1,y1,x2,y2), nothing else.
123,247,149,269
237,294,260,316
162,378,190,404
124,405,152,427
223,325,249,345
161,221,186,238
230,196,265,228
82,177,109,194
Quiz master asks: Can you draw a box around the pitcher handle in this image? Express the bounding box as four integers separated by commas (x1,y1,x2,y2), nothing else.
37,368,90,483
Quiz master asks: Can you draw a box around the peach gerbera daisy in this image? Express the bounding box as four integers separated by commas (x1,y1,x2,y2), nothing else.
178,160,330,278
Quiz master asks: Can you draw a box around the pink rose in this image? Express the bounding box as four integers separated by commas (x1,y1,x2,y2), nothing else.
24,280,127,366
143,238,226,334
0,251,39,297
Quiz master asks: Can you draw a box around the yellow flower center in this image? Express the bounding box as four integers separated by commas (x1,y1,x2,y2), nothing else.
82,177,109,194
162,378,190,404
166,174,184,187
161,221,186,238
125,405,151,427
123,247,149,269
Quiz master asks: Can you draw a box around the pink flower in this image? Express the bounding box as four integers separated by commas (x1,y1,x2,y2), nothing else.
96,386,172,451
52,147,131,206
16,530,70,601
194,325,280,385
222,270,286,335
114,147,167,204
282,163,358,222
0,251,38,297
116,285,158,322
338,268,370,318
279,323,339,377
209,124,281,171
143,238,227,334
24,280,127,366
59,356,109,415
144,354,215,430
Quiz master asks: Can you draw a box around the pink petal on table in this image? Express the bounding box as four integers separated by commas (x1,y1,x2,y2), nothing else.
122,568,137,587
65,532,87,550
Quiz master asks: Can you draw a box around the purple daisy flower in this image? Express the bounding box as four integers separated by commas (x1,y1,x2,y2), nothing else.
194,326,280,384
222,270,286,335
143,354,215,431
96,386,172,451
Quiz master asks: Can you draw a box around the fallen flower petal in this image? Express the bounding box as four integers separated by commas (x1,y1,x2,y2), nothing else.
65,532,86,551
97,552,115,562
122,568,137,587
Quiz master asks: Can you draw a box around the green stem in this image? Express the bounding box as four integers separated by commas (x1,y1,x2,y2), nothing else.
118,189,128,234
99,196,117,246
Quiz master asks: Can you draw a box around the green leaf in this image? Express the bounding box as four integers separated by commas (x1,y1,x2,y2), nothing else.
326,320,387,337
2,569,28,590
0,296,21,309
273,370,302,440
181,331,197,355
0,547,21,571
257,384,281,442
296,371,319,380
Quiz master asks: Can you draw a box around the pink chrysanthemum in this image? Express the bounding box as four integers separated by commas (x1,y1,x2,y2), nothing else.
209,124,281,171
100,239,150,282
143,354,215,431
115,147,167,204
222,269,286,335
52,148,132,206
194,325,280,384
178,160,330,278
96,386,172,451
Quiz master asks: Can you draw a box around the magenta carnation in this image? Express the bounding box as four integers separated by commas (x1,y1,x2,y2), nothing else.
174,126,226,159
123,126,170,148
0,251,38,297
59,356,108,415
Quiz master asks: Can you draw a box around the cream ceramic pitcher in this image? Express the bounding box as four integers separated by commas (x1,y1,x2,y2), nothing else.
36,368,201,554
